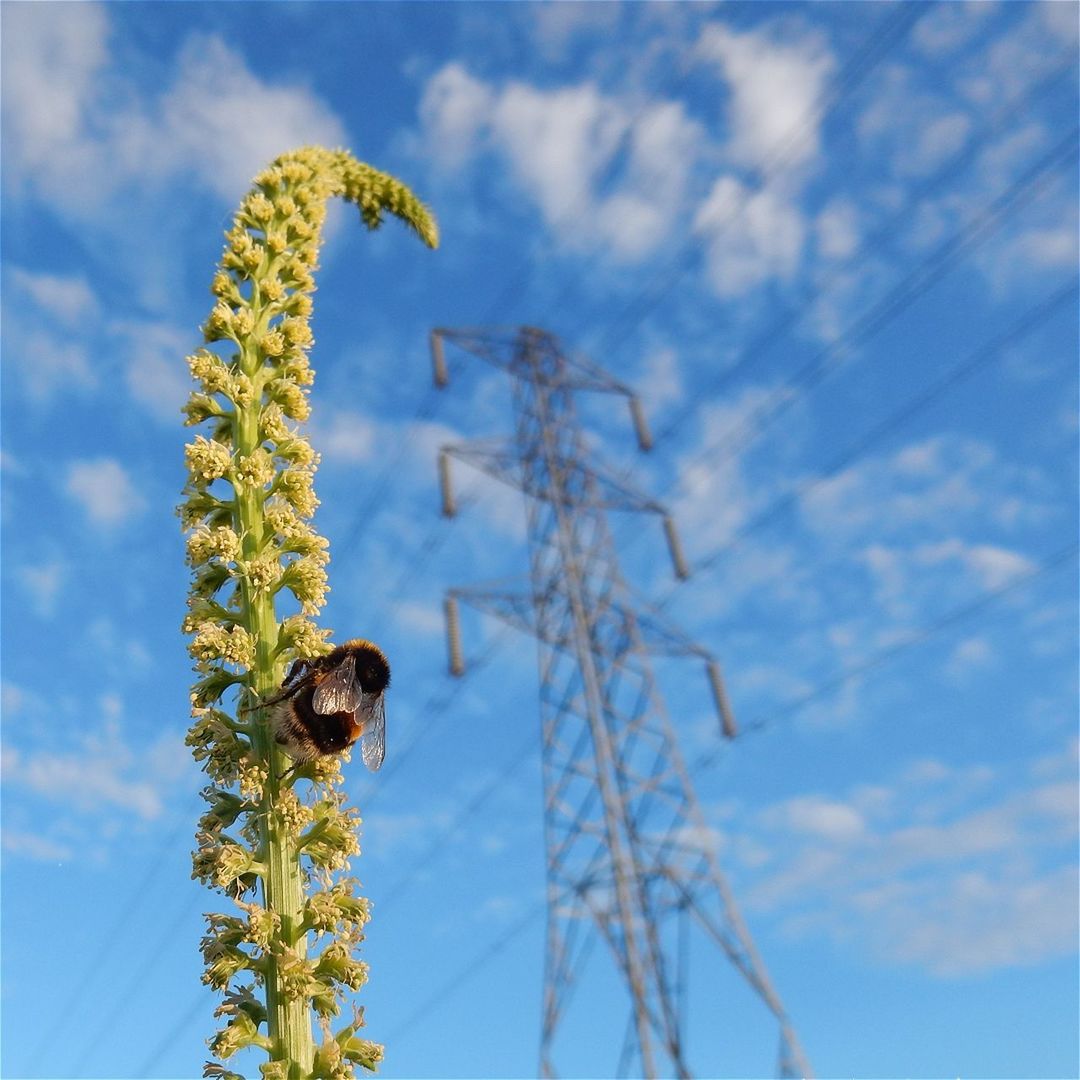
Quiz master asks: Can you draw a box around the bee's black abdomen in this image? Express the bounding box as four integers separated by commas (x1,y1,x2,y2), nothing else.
272,682,359,761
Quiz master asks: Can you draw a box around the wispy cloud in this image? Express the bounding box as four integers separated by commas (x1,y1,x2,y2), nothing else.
309,409,378,464
694,178,806,297
800,434,1054,542
7,266,99,326
1,705,190,826
2,4,345,212
732,746,1079,976
696,19,835,172
65,458,147,528
1,826,75,863
113,319,195,424
17,559,67,619
418,64,703,262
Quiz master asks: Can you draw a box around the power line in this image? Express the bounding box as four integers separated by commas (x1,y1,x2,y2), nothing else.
686,126,1075,471
378,543,1078,1049
645,52,1078,451
136,989,212,1079
690,540,1080,774
383,899,547,1044
331,383,443,563
76,890,205,1077
137,504,1079,1079
577,1,934,359
658,277,1079,605
358,624,516,810
377,730,538,910
612,123,1078,560
328,15,731,563
24,801,202,1075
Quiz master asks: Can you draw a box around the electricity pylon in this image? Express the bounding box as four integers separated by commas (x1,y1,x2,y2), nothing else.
432,326,811,1079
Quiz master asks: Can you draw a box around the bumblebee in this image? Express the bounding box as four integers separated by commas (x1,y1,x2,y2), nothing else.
259,639,389,772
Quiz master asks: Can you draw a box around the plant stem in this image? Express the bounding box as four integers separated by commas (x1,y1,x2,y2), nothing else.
234,358,314,1075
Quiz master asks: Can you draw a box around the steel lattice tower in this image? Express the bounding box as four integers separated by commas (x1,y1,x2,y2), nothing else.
431,326,811,1079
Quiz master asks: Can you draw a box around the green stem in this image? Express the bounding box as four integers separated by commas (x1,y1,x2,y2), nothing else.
234,358,314,1076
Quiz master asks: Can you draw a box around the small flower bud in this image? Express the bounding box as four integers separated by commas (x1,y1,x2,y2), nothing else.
266,378,311,421
261,330,286,357
277,468,319,518
244,192,275,224
186,436,233,485
233,448,276,490
187,525,242,567
204,302,236,342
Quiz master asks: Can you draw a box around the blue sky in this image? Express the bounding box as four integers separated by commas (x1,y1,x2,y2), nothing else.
1,2,1077,1078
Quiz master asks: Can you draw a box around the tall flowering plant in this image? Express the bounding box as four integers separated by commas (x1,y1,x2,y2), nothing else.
180,146,436,1079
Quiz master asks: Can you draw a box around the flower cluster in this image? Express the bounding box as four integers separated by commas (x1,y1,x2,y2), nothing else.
181,146,436,1077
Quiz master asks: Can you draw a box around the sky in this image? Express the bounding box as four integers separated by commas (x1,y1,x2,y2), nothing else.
0,1,1077,1078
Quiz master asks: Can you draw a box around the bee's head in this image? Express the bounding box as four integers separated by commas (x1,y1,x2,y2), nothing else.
344,639,391,694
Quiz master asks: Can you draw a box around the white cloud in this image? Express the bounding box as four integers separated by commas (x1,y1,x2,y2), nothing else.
309,410,377,464
857,538,1035,623
912,1,999,56
490,80,626,224
419,62,494,169
600,99,703,259
8,267,99,326
2,5,346,211
112,319,194,423
1,826,74,863
962,4,1078,112
1030,737,1079,781
883,865,1078,976
694,177,805,297
418,65,702,261
0,1,110,195
65,458,146,527
416,19,829,291
2,682,29,715
1,712,181,823
0,450,25,475
671,384,776,554
914,538,1035,589
739,748,1080,976
8,329,97,401
529,2,622,61
945,635,993,679
158,35,347,201
858,67,973,180
1039,0,1080,44
393,599,445,637
18,559,66,619
761,795,866,842
899,112,972,177
637,346,683,415
814,198,860,260
801,435,1052,541
697,20,835,172
1010,218,1080,269
85,616,154,672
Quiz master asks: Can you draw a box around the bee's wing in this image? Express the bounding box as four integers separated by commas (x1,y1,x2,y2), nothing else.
360,693,386,772
312,654,363,715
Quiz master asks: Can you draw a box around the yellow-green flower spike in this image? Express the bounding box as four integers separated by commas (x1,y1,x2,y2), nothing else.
181,146,436,1079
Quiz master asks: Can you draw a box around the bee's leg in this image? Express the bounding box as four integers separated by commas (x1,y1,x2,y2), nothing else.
240,664,316,713
282,659,306,684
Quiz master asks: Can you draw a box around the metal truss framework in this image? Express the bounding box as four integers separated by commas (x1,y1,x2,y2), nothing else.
432,326,811,1079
